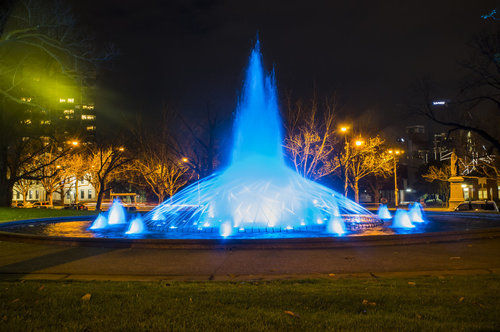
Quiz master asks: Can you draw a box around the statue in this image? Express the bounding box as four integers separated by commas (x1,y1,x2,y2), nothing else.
450,150,458,176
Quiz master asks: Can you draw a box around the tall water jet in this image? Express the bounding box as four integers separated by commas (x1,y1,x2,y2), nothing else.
108,199,127,225
142,40,381,237
377,204,392,220
408,203,425,223
392,209,415,229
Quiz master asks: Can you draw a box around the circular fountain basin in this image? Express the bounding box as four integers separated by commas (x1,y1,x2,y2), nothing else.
0,212,499,249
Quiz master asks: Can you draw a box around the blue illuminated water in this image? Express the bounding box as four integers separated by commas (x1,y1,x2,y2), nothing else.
90,40,382,238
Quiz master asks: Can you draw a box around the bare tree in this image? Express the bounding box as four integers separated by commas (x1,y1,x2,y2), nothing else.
0,0,113,206
13,178,34,204
284,94,340,180
129,120,191,203
85,145,130,211
344,136,393,203
411,29,500,153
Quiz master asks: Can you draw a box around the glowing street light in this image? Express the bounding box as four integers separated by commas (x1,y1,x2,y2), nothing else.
354,139,364,147
339,126,349,133
70,140,79,147
118,147,125,152
182,157,189,163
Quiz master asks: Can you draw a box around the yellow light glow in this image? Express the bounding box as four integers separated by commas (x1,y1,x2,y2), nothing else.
71,141,79,146
118,147,125,152
59,98,66,103
67,98,74,103
355,140,364,147
182,157,189,163
340,126,348,133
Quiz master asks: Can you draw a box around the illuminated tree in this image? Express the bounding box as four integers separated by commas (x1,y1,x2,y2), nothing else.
85,145,130,211
284,95,341,180
344,136,393,203
13,178,35,204
0,0,113,206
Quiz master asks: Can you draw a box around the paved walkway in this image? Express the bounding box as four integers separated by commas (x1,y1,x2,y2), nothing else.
0,236,499,281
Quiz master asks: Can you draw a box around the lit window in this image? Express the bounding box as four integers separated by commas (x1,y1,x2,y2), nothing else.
63,109,74,114
40,120,51,125
86,126,96,131
82,105,95,110
21,97,31,102
59,98,66,103
64,115,73,120
81,114,95,120
23,119,32,125
67,98,74,103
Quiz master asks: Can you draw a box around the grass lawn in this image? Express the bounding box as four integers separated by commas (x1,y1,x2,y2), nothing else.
0,275,498,331
0,207,95,223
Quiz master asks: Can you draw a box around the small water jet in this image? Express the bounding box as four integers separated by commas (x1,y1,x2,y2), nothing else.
89,213,108,230
377,204,392,220
392,209,415,229
409,203,425,223
126,216,146,235
108,199,127,225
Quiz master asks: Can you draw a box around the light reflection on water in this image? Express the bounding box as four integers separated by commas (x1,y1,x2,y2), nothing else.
2,215,499,240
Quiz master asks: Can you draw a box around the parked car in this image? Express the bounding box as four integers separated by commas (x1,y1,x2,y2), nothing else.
64,202,88,210
454,201,499,212
33,201,52,209
14,201,33,208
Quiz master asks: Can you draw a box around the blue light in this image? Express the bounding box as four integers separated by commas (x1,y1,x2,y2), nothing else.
408,203,426,223
125,217,146,235
108,199,127,225
481,9,497,20
89,213,108,230
377,204,392,219
392,209,415,229
137,40,379,237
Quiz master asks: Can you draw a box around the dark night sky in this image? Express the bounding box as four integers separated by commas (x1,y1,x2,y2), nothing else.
70,0,497,136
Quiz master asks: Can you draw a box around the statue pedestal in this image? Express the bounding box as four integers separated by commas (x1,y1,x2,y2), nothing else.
448,176,465,210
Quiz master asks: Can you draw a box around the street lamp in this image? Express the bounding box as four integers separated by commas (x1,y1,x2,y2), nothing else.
339,126,350,197
388,149,404,206
354,139,364,147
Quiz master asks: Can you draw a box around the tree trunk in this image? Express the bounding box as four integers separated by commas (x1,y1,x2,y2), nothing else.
0,145,12,207
354,179,360,203
344,168,349,197
95,181,105,212
47,191,54,206
0,180,13,207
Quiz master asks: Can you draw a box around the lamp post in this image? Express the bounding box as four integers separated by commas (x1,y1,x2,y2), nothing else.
352,138,364,203
340,126,349,197
388,149,404,207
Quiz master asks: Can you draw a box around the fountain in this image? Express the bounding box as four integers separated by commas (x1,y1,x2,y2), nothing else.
91,39,381,238
377,204,392,220
409,202,425,223
126,216,146,235
108,199,127,225
89,199,126,230
392,209,415,229
89,213,108,230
